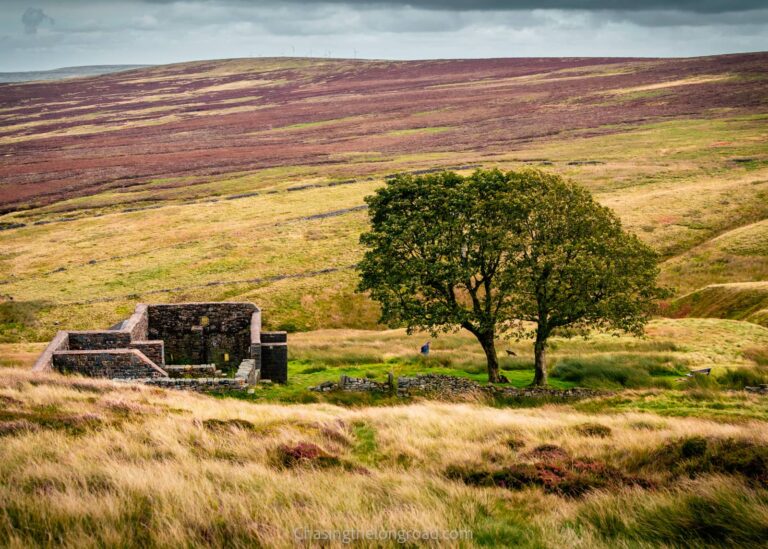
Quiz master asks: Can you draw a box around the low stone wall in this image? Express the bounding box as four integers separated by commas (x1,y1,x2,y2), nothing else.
311,373,606,401
164,364,218,378
123,303,148,340
397,374,479,394
32,330,69,372
746,385,768,395
342,375,390,392
235,359,260,385
53,349,167,379
139,377,247,392
486,385,608,400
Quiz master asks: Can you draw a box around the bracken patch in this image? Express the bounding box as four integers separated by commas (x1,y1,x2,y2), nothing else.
642,436,768,486
445,457,651,498
573,422,613,438
275,442,342,469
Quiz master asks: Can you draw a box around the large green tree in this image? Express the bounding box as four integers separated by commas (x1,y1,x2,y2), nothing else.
357,169,666,385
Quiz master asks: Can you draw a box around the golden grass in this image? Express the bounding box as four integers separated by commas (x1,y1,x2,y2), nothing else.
661,219,768,294
604,74,733,95
0,367,766,547
288,318,768,369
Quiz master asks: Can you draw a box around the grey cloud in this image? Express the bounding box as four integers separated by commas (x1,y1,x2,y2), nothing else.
141,0,768,14
21,7,54,34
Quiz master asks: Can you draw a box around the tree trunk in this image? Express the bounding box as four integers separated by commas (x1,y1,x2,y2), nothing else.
532,335,548,387
479,331,501,383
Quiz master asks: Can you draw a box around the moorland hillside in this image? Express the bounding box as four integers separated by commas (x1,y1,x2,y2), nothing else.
0,53,767,338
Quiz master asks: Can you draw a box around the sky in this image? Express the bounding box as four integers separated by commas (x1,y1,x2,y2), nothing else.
0,1,766,72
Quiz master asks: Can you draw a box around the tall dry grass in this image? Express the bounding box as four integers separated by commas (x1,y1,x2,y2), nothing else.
1,368,767,547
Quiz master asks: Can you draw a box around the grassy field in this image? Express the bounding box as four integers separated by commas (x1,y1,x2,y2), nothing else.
1,54,767,546
1,367,767,547
3,317,767,403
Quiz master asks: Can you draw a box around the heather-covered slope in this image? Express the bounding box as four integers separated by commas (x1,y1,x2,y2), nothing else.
1,54,765,211
0,54,767,338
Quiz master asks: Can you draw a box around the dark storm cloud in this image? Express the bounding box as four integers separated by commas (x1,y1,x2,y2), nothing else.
140,0,768,14
1,0,766,71
21,7,53,34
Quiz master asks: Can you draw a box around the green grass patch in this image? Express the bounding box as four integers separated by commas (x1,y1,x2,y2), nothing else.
551,354,688,389
351,421,382,466
576,391,768,422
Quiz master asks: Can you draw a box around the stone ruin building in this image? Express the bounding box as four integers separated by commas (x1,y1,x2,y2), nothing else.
33,302,287,391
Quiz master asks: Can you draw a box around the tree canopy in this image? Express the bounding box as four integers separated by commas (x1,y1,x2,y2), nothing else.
357,168,666,385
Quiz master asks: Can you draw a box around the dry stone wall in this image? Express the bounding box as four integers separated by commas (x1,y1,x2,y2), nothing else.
53,349,167,379
68,331,132,350
148,303,256,370
312,373,606,401
132,378,247,392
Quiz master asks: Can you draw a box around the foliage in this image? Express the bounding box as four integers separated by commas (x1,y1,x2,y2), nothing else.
358,168,666,384
551,354,687,389
718,367,768,390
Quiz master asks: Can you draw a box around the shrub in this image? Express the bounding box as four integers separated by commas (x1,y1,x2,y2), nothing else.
275,442,341,468
446,458,647,498
743,346,768,367
276,321,301,332
505,437,526,451
683,373,721,392
642,436,768,485
573,423,612,438
201,418,256,433
551,355,687,389
299,365,328,374
501,358,534,371
718,367,768,390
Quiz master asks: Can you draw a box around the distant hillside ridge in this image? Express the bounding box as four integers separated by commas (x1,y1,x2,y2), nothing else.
0,65,151,83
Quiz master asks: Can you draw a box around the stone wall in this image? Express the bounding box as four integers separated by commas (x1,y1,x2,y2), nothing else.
164,364,218,378
312,373,606,401
68,331,132,350
134,377,247,392
129,340,164,366
32,330,69,372
123,303,148,340
53,349,167,379
148,302,257,370
235,359,260,385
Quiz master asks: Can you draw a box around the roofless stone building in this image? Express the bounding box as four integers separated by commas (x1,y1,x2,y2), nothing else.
33,302,287,391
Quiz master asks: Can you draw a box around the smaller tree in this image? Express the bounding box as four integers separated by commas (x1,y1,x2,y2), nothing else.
500,170,667,385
